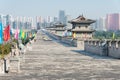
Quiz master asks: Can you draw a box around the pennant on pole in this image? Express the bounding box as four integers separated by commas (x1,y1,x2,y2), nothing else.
112,32,115,39
22,31,25,39
19,29,22,39
14,29,19,40
73,32,76,38
3,25,10,41
0,22,3,44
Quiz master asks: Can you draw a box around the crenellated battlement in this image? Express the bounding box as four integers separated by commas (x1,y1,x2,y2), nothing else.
85,39,120,58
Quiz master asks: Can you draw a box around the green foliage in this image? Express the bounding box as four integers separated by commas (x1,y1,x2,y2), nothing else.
93,31,120,39
22,36,35,45
0,43,12,59
12,39,18,43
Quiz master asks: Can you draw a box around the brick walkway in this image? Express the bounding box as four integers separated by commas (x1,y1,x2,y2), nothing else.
0,30,120,80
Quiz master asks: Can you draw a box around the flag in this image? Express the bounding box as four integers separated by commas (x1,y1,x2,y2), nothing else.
26,32,28,39
10,29,12,36
112,32,115,39
14,29,19,40
29,33,32,38
22,31,25,39
68,32,72,36
73,32,76,38
3,25,10,41
0,22,3,44
19,29,22,39
33,33,36,37
24,32,27,40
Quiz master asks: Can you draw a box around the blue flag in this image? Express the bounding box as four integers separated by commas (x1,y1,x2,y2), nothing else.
10,29,12,36
0,22,3,44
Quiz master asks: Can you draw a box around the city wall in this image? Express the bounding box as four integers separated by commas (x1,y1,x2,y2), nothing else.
45,31,84,50
84,40,120,58
46,30,120,59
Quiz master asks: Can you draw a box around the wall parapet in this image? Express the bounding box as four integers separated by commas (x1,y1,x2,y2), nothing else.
85,39,120,58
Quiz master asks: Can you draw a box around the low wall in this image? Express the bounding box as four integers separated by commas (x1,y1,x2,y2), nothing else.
46,31,61,40
46,31,78,47
61,37,77,47
46,31,85,50
0,54,10,74
108,41,120,58
85,40,120,58
0,41,28,73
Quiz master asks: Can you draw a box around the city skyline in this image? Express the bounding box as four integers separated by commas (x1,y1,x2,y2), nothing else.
0,0,120,19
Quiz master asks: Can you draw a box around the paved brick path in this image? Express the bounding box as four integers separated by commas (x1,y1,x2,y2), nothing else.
1,30,120,80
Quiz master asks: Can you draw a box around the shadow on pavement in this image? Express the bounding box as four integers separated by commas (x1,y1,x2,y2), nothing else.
71,50,116,60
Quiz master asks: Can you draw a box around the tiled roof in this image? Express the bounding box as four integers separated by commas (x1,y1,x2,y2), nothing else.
69,15,95,24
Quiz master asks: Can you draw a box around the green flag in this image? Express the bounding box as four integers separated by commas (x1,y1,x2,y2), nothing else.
19,29,22,39
112,32,115,39
24,32,27,40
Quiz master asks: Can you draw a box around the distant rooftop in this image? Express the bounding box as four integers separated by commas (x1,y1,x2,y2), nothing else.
69,15,96,24
54,22,65,27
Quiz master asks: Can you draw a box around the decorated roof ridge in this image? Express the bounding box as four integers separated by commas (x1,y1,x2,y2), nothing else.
76,15,86,21
69,15,96,23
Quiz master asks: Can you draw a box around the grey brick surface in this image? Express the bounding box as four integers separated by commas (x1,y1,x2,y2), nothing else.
0,31,120,80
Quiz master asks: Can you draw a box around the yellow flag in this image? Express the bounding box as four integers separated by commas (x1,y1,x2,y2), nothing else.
22,31,25,39
73,32,76,38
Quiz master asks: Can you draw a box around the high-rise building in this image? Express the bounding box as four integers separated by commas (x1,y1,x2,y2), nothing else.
53,17,58,23
36,16,43,30
95,17,106,31
28,17,33,29
47,16,50,23
12,16,33,29
46,16,53,27
106,13,120,31
59,10,66,24
6,14,12,26
0,14,6,28
36,16,43,23
65,15,72,29
91,19,98,30
0,14,34,30
99,17,106,31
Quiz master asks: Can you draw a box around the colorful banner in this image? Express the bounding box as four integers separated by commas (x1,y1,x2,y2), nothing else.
19,29,22,39
73,32,76,38
22,31,25,39
3,25,10,41
14,29,19,40
0,22,3,44
112,32,115,39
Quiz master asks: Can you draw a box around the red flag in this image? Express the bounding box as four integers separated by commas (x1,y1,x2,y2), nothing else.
4,25,10,41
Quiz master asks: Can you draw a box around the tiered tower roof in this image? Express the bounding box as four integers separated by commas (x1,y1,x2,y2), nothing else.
69,15,95,24
54,22,65,27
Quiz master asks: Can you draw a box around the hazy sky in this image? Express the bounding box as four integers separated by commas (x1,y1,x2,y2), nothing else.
0,0,120,19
